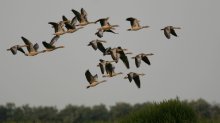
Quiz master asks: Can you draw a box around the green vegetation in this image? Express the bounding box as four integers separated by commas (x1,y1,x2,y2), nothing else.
0,98,219,123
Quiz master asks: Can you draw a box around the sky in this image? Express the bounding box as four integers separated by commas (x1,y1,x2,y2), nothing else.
0,0,220,109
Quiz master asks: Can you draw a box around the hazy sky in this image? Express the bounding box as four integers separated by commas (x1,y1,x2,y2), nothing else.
1,0,220,109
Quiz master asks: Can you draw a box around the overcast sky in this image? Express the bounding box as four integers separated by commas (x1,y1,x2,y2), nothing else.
0,0,220,109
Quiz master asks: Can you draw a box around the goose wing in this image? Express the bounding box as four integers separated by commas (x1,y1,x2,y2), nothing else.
71,9,82,22
133,73,141,88
48,22,59,33
33,43,39,51
170,28,178,37
89,41,98,50
99,63,105,74
105,63,114,77
42,41,53,49
17,47,26,54
65,23,75,30
95,30,104,38
142,55,151,65
21,36,34,52
135,55,142,68
85,70,93,84
70,16,78,25
127,73,133,82
95,18,108,27
81,8,88,21
126,17,136,27
118,48,129,69
104,29,118,34
164,28,171,39
50,35,60,46
97,42,106,53
62,15,69,23
9,46,17,55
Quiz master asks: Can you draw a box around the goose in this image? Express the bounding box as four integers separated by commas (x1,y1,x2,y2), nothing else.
124,72,145,88
62,16,84,33
97,59,116,74
95,17,119,31
161,26,181,39
42,35,64,52
106,46,132,69
88,40,111,55
48,21,66,36
21,37,45,56
71,8,95,26
87,39,107,51
102,62,123,78
132,53,154,68
85,70,106,88
126,17,149,31
7,44,27,55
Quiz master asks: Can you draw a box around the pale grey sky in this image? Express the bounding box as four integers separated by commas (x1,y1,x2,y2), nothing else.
0,0,220,109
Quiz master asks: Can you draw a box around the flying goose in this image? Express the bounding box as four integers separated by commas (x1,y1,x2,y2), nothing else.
107,47,131,66
42,35,64,52
87,39,107,51
102,62,123,78
71,8,95,26
85,70,106,88
7,44,27,55
48,21,66,36
62,15,84,33
21,37,45,56
124,72,145,88
132,53,154,68
97,59,116,74
161,26,181,39
126,17,149,31
95,17,119,31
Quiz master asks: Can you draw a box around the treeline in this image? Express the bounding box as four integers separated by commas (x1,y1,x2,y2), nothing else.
0,98,219,123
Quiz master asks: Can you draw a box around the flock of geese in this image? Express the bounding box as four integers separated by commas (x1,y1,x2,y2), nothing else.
7,8,181,89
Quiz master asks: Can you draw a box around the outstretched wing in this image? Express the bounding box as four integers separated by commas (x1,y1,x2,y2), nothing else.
21,36,34,52
97,42,106,53
142,55,151,65
170,28,178,37
48,22,59,32
17,47,26,54
42,41,53,49
50,35,60,45
85,70,93,84
81,8,88,21
133,73,141,88
164,28,171,39
72,9,82,22
135,56,141,68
